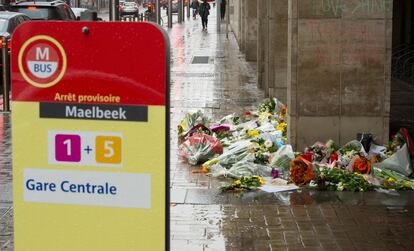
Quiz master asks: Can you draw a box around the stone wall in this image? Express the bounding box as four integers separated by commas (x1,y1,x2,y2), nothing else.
229,0,241,44
229,0,257,61
256,0,288,103
244,0,258,61
229,0,393,150
287,0,392,150
269,0,288,104
257,0,267,90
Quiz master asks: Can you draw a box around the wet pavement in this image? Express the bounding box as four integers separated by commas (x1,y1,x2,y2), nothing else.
2,6,414,251
0,113,12,250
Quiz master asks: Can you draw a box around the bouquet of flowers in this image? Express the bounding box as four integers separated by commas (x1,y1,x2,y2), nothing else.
178,111,209,142
202,140,252,169
179,133,223,165
373,167,414,190
326,139,339,163
210,160,272,179
221,176,265,192
349,156,372,174
337,140,366,168
307,142,327,162
258,97,285,114
289,156,315,185
216,113,240,126
270,145,295,170
250,138,278,165
313,168,374,192
393,128,414,156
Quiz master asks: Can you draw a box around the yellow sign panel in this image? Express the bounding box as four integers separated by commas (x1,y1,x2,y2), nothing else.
13,103,167,250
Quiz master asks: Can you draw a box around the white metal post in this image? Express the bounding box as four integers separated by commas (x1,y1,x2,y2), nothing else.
156,0,160,24
226,0,229,39
187,0,190,18
178,0,182,23
168,0,172,28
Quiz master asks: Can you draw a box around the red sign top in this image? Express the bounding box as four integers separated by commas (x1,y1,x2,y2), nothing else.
12,22,169,106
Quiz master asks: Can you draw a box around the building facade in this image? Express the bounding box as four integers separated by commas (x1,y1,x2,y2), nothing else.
228,0,413,150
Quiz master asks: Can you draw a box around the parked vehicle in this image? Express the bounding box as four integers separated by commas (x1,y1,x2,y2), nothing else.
0,11,31,37
71,7,102,20
71,7,88,20
166,0,178,14
165,0,190,14
10,0,76,20
0,11,31,94
120,1,139,17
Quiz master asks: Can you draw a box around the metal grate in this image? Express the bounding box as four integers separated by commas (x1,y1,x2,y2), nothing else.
392,43,414,84
191,56,210,64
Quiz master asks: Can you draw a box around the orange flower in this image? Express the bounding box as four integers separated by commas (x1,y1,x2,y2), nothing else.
289,156,315,185
351,156,371,174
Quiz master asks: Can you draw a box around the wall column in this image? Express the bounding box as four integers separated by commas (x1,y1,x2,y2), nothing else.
257,0,267,89
288,0,392,150
268,0,288,104
242,0,258,61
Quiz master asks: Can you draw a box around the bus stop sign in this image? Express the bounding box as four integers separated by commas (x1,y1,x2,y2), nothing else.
11,22,170,251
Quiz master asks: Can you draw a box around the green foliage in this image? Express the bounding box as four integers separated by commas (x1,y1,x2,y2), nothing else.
221,176,265,192
314,168,374,192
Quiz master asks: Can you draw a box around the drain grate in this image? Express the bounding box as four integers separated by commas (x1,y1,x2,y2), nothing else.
192,56,209,64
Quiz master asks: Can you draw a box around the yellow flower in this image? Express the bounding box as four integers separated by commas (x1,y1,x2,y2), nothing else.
180,120,187,130
235,180,241,185
248,130,260,137
388,177,396,183
258,176,265,185
202,159,218,169
259,112,272,118
276,122,287,132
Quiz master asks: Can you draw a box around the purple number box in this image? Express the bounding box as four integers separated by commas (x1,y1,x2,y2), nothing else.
55,134,81,162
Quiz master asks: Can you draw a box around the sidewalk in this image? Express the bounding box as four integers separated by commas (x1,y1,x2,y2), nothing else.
0,113,12,250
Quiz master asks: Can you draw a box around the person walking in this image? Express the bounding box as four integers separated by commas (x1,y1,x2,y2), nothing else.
220,0,226,20
199,0,211,31
191,0,199,20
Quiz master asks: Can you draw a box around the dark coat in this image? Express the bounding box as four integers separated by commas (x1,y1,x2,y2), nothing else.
199,2,211,17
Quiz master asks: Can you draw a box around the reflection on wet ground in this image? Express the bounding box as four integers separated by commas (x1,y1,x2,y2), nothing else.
0,113,12,250
1,7,414,251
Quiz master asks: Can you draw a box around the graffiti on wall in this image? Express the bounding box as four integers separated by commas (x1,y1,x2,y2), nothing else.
301,20,385,66
312,0,393,17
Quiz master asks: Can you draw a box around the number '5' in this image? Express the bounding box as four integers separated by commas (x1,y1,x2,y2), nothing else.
104,141,115,158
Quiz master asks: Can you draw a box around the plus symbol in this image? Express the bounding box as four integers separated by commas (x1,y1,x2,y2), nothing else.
84,145,93,154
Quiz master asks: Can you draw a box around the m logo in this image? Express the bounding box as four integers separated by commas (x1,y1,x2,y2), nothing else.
36,47,49,61
18,35,67,88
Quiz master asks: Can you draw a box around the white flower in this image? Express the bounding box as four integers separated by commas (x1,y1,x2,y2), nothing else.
247,153,255,159
271,120,279,127
336,182,344,191
253,143,260,149
326,139,334,149
264,140,273,148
